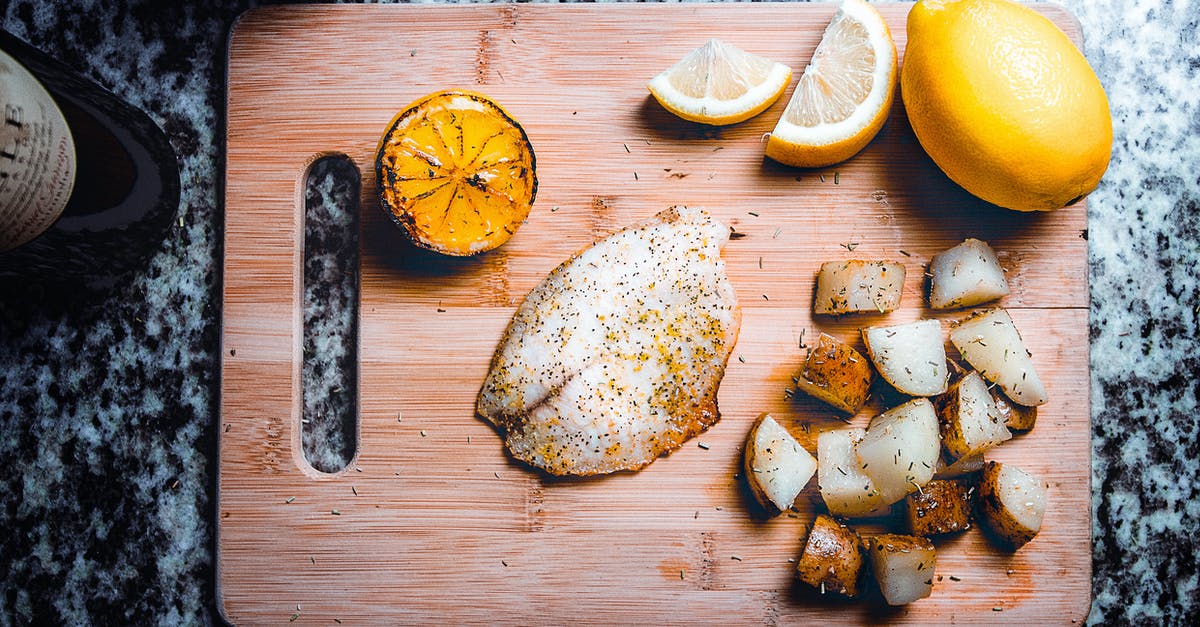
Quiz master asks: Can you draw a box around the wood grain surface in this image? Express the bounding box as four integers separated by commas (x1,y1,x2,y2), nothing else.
220,3,1091,624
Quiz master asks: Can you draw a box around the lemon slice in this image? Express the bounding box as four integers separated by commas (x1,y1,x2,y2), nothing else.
765,0,897,167
376,90,537,256
647,39,792,126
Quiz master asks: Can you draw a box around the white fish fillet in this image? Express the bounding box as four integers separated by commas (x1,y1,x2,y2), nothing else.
477,206,742,476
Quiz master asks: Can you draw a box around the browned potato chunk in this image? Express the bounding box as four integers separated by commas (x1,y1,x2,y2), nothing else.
856,398,941,505
796,514,867,597
794,333,873,414
977,461,1048,550
862,320,949,397
743,413,817,514
934,450,985,479
905,479,973,537
992,389,1038,432
814,260,905,314
928,238,1010,309
868,534,936,606
933,371,1011,463
949,308,1046,406
816,428,888,518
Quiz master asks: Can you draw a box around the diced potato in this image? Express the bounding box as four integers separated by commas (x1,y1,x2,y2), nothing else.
862,320,949,396
817,428,888,518
993,389,1038,432
796,514,868,597
813,260,906,315
856,399,941,505
934,450,986,479
743,413,817,514
933,371,1011,462
977,461,1048,550
794,333,873,414
928,238,1010,309
905,479,973,537
868,534,936,606
949,308,1047,406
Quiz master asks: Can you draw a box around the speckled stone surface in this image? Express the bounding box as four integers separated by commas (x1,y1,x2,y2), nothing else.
1081,0,1200,621
0,0,1196,624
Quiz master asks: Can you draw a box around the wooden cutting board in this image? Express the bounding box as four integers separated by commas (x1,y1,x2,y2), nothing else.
220,3,1091,623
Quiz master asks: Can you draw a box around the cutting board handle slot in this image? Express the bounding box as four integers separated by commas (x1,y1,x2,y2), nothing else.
298,153,362,475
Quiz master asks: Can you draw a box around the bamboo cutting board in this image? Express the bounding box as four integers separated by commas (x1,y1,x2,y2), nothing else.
220,3,1091,624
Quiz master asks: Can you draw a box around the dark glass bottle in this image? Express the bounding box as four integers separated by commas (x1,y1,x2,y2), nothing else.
0,29,179,286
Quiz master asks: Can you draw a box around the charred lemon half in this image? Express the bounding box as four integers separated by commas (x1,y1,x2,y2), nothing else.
376,90,537,256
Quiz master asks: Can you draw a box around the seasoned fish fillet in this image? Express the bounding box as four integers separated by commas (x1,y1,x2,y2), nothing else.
477,206,742,476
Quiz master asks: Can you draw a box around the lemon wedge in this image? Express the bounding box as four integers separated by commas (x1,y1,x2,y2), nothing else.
648,39,792,126
765,0,897,167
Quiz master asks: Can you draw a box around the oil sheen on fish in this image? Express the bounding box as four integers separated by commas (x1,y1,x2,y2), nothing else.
477,206,742,476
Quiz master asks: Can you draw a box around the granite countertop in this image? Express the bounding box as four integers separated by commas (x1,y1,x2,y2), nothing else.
1,0,1196,624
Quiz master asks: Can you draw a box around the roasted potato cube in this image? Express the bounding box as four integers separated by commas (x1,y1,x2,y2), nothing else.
794,333,873,414
934,450,986,479
814,260,906,314
744,413,817,514
905,479,973,537
992,389,1038,432
933,371,1012,462
817,428,888,518
862,320,949,397
857,399,941,505
869,534,937,606
796,514,868,597
978,461,1048,550
928,238,1010,309
949,308,1047,406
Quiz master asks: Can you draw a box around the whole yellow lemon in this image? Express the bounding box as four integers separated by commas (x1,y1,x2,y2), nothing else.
901,0,1112,212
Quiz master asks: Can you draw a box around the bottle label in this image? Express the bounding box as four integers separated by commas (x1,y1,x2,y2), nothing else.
0,49,76,252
